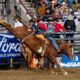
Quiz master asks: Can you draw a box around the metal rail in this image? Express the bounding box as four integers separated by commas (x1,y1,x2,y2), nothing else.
45,31,80,35
19,0,32,17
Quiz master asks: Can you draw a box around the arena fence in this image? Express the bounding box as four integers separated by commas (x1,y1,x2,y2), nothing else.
0,32,80,68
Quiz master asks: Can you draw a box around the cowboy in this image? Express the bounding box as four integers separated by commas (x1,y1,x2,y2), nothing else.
28,19,48,56
38,19,60,53
64,14,76,43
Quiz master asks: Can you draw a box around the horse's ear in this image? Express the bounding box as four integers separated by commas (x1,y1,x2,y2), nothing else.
69,43,73,48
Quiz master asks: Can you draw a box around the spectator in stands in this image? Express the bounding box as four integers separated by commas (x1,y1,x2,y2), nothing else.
72,0,80,11
43,7,52,21
75,15,80,26
73,0,80,4
60,2,68,14
49,0,60,13
74,6,80,19
31,0,37,7
64,14,76,43
52,7,62,19
64,0,69,4
37,0,46,7
43,0,49,5
52,0,60,8
49,1,55,14
64,0,74,5
52,18,66,38
62,7,71,21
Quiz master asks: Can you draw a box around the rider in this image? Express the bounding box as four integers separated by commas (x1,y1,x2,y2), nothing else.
29,18,48,42
38,19,60,53
28,18,49,56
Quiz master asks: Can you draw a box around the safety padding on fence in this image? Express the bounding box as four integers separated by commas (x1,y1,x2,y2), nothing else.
0,33,80,68
0,33,21,58
56,54,80,68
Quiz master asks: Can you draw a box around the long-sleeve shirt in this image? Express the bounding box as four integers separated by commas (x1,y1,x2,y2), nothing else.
52,23,66,32
39,23,48,32
64,20,76,31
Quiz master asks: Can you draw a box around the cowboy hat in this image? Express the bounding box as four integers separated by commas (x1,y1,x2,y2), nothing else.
67,14,74,20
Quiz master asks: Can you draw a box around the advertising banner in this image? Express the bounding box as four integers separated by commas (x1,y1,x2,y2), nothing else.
59,54,80,68
0,33,21,58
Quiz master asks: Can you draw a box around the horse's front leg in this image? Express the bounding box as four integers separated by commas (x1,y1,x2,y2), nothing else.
20,43,32,68
48,55,68,75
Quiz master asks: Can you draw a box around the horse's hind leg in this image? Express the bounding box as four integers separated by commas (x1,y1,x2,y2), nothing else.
47,54,68,75
20,43,32,68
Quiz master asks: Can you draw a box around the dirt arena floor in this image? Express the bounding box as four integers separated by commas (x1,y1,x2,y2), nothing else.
0,68,80,80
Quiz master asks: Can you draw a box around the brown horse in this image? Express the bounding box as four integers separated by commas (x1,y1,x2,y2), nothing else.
0,19,74,75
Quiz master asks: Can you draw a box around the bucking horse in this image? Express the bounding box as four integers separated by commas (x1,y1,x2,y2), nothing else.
0,19,74,75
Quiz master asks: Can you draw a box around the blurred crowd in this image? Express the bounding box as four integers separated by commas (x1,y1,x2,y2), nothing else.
27,0,80,21
26,0,80,31
26,0,80,43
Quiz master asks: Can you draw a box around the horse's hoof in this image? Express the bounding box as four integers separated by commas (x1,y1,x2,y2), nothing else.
64,72,68,75
61,71,68,75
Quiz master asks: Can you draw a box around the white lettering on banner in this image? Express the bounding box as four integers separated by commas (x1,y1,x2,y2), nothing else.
55,56,80,68
1,44,9,52
1,43,20,52
73,56,78,61
0,37,7,47
0,53,21,57
0,34,21,53
9,43,20,52
59,62,80,68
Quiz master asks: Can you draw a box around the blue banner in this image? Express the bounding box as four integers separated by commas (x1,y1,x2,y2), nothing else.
0,33,21,58
60,54,80,68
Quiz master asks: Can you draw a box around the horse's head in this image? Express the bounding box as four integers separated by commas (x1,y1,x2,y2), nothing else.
60,42,74,60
